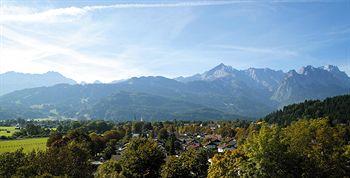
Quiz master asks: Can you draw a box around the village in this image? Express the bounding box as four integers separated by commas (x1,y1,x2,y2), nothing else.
94,121,239,166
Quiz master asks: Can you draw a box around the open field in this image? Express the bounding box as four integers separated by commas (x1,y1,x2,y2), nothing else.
0,137,48,153
0,126,19,137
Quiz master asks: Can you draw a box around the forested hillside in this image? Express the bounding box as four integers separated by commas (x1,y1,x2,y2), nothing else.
264,94,350,125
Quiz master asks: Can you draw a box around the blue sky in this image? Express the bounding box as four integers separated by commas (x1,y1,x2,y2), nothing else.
0,0,349,82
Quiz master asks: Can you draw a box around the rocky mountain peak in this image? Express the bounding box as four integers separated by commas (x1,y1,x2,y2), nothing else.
199,63,234,80
321,65,340,72
299,65,317,75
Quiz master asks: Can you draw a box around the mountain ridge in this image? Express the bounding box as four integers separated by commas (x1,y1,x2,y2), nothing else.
0,64,349,120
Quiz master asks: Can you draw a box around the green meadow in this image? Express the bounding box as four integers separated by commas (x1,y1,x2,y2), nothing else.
0,126,19,137
0,137,48,153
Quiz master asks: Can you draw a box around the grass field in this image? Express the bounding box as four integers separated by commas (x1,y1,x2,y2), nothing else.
0,126,19,137
0,137,48,153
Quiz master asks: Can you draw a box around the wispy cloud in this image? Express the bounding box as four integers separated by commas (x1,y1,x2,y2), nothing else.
0,1,248,23
213,44,299,57
0,1,203,82
0,24,150,82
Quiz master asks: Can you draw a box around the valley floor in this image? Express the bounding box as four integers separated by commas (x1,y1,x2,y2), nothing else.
0,137,48,153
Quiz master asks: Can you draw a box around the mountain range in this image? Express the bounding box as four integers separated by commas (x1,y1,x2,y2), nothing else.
0,64,349,121
0,71,77,95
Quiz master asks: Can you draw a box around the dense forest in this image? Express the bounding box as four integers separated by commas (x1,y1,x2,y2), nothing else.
264,94,350,125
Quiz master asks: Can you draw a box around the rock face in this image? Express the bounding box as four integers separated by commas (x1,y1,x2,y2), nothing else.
272,66,350,105
243,68,285,92
0,64,349,120
0,71,76,95
180,63,350,106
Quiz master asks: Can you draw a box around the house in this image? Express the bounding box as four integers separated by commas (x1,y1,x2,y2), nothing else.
204,138,222,149
218,139,236,153
204,141,217,149
211,139,221,145
91,161,103,165
132,133,140,137
208,123,220,130
227,138,237,146
185,139,201,150
205,134,222,141
218,144,235,152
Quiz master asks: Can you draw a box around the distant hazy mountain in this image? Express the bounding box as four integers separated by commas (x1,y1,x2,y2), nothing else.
0,71,76,95
0,64,349,120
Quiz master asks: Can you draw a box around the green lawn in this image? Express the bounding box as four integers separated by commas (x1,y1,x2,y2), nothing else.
0,126,19,137
0,137,48,153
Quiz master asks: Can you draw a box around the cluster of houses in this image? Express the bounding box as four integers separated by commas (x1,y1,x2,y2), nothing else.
94,133,237,165
93,123,238,165
180,134,237,153
177,123,237,153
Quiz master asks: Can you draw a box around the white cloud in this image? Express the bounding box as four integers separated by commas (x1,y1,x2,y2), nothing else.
0,1,248,23
0,1,204,82
0,25,148,82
